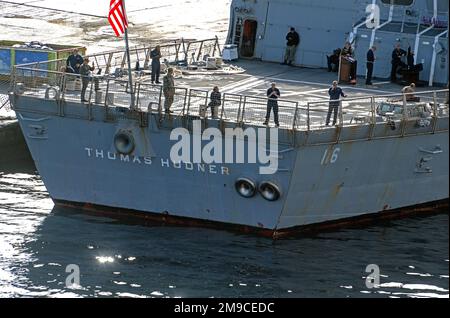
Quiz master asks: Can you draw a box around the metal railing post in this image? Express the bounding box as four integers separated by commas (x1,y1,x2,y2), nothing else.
86,77,94,120
106,53,113,74
136,83,142,109
182,88,189,116
87,77,94,103
292,102,299,131
368,96,376,140
185,89,191,116
432,91,438,134
60,74,67,101
59,86,65,118
158,86,163,114
120,51,127,69
175,44,180,63
197,41,204,61
307,102,311,132
104,79,110,121
237,96,245,124
335,100,343,144
401,94,408,137
220,94,226,122
240,96,248,125
133,82,138,109
204,91,209,119
144,48,151,69
10,66,17,92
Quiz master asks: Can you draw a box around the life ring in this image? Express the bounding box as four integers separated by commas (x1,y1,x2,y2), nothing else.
388,120,396,131
259,182,281,201
235,178,257,198
14,83,25,95
45,87,60,100
114,130,135,155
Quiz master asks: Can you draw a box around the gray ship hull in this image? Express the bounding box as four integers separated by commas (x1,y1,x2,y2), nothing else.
13,97,449,237
52,198,448,238
6,0,449,237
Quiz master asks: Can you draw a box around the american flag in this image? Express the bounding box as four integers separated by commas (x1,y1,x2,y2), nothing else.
108,0,128,37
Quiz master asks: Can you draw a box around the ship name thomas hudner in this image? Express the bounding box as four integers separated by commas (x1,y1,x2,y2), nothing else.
84,147,232,176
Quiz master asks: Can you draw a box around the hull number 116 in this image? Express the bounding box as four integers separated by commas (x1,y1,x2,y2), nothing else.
321,147,341,165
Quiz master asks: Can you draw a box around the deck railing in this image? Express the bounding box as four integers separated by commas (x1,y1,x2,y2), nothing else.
8,49,450,135
305,89,449,131
13,37,222,76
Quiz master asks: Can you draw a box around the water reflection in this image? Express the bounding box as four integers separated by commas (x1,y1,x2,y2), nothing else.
0,157,53,298
0,155,448,298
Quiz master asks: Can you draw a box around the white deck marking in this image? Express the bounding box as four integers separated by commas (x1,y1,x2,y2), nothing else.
224,76,383,101
219,73,398,99
220,76,262,92
226,79,267,94
296,88,329,95
373,81,392,85
301,93,330,99
266,76,396,95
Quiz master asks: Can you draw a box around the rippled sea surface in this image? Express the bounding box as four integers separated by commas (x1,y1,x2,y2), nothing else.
0,148,448,298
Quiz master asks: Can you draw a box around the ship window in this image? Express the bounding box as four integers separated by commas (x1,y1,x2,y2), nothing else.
381,0,414,6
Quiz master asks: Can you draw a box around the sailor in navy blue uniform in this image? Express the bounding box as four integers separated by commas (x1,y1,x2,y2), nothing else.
366,46,376,85
326,81,347,126
151,45,162,84
391,43,407,82
66,49,83,74
264,83,281,127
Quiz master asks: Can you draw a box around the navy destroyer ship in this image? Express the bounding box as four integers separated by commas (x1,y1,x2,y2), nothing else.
7,0,449,238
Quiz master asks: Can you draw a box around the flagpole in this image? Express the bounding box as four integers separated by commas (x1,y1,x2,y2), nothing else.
122,0,135,109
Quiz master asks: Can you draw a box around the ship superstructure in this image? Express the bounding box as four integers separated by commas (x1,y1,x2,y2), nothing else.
228,0,448,85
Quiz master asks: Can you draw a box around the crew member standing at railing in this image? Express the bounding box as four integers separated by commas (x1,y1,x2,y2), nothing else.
163,68,175,113
151,45,162,84
66,49,83,74
80,58,95,103
326,81,347,126
264,83,281,127
208,86,221,119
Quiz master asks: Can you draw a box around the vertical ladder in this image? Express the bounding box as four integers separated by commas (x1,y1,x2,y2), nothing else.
233,18,243,46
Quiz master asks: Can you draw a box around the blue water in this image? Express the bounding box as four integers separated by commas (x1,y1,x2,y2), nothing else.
0,153,448,298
